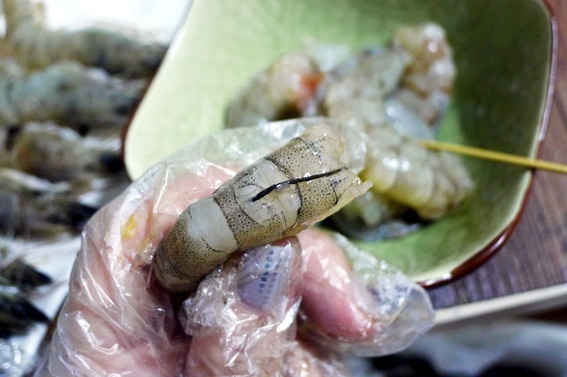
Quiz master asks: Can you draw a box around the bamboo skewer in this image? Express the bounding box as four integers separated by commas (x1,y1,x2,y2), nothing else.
419,139,567,175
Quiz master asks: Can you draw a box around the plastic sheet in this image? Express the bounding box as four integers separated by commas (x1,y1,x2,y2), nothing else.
301,232,435,357
34,119,434,376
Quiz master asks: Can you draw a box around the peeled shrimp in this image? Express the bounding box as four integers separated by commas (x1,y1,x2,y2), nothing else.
318,47,410,132
153,123,371,292
316,24,470,223
394,23,455,96
391,23,456,125
330,120,473,239
361,125,472,220
225,50,323,128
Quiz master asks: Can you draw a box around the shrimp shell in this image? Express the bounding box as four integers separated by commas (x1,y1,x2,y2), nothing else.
153,123,371,292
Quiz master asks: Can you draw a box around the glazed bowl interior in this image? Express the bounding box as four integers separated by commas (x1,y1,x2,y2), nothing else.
124,0,554,286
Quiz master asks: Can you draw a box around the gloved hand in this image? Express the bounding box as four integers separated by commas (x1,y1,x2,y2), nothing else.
34,120,434,376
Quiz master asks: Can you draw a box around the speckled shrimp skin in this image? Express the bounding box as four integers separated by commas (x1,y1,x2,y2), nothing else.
153,124,370,292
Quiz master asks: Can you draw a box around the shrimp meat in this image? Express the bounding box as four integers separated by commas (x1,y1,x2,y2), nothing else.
360,125,472,220
226,50,323,128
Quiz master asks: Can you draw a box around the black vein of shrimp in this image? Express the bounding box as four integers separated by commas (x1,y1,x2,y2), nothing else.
251,168,344,202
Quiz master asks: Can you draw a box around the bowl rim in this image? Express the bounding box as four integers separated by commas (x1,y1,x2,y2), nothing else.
420,0,558,289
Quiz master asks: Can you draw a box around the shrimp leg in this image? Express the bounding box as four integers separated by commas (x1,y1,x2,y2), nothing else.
153,123,371,292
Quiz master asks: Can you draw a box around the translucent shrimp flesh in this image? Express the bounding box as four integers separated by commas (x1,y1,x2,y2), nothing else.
225,50,324,128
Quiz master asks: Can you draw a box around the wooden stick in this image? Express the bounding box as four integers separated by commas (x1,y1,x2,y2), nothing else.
419,139,567,175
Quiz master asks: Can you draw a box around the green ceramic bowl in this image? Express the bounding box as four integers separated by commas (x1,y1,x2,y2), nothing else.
124,0,555,286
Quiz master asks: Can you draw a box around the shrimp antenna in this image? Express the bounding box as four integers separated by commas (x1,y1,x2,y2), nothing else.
252,168,344,202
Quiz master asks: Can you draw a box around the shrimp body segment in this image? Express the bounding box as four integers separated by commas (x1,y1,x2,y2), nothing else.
226,51,323,128
320,47,410,131
153,124,371,292
361,125,472,220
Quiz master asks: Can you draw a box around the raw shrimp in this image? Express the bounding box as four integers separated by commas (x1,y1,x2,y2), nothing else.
153,123,371,292
0,243,52,292
225,50,324,128
1,123,123,182
0,62,145,131
317,22,455,132
2,0,168,78
330,190,422,241
318,47,410,132
0,165,69,195
226,23,455,131
324,98,471,225
0,244,52,338
223,24,470,239
391,23,456,125
394,23,455,97
360,124,472,220
317,24,470,225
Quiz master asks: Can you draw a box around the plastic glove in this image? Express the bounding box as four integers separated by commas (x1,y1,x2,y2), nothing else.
34,119,434,376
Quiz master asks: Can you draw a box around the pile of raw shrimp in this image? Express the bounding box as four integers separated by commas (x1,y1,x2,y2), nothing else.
226,23,474,241
0,0,167,351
